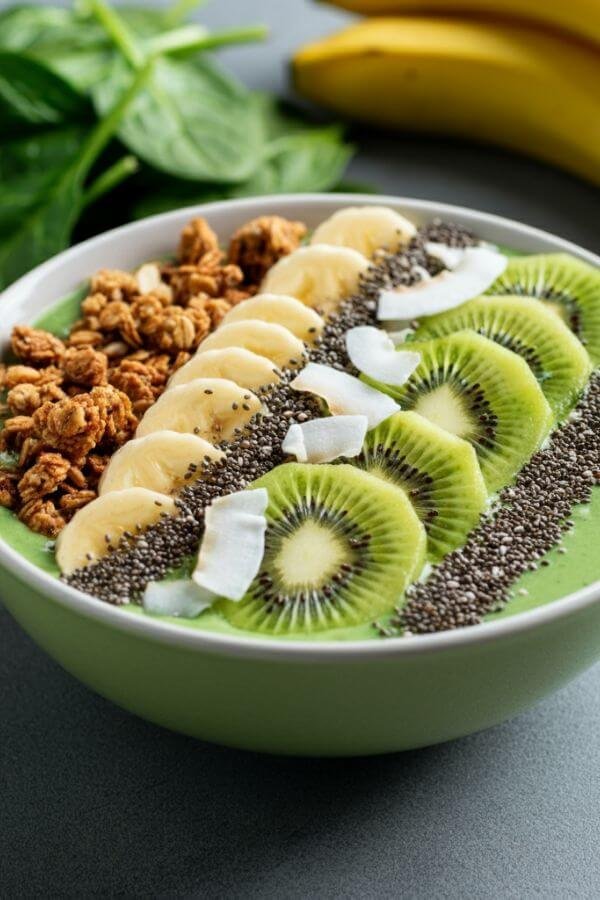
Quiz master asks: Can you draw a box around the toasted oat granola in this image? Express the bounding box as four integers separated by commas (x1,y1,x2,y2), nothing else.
11,327,65,367
17,452,71,503
18,497,66,538
229,215,307,287
178,217,220,265
0,214,305,536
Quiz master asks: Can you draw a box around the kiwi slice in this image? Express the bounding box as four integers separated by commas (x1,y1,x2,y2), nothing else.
412,295,591,419
352,411,487,561
367,330,553,493
217,463,426,635
487,253,600,365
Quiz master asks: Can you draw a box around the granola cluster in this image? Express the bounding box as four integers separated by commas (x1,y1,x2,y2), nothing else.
230,215,307,286
0,215,305,537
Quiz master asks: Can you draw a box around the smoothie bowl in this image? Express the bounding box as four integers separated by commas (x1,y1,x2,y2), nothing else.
1,194,599,756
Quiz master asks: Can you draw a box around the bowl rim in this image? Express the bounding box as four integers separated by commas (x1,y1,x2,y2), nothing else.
1,192,599,662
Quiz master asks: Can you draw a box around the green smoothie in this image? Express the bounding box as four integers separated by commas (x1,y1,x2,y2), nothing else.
0,280,598,642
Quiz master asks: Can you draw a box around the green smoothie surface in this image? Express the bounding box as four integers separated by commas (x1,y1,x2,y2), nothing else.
0,269,598,642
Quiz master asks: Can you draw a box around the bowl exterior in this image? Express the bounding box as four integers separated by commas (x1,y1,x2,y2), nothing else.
1,195,599,755
3,565,600,756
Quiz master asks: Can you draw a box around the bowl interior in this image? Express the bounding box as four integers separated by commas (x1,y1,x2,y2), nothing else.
0,193,598,658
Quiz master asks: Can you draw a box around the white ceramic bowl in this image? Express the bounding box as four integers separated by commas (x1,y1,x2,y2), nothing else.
1,195,599,756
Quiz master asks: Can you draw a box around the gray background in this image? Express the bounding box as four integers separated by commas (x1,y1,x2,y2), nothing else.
2,1,600,896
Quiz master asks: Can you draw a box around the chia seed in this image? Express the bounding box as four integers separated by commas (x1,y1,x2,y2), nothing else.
420,217,479,248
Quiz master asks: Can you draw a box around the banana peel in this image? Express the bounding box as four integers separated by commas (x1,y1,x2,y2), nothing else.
293,18,600,184
321,0,600,48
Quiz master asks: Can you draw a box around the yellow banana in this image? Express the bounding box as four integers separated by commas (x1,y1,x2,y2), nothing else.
293,18,600,185
322,0,600,47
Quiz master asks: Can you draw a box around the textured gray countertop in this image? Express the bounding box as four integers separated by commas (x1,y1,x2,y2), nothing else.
2,1,600,896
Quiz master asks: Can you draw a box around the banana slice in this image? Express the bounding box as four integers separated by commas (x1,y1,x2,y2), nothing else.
56,488,176,574
98,431,224,496
260,245,370,315
136,378,261,442
220,294,324,343
167,347,280,392
310,205,416,257
195,321,306,370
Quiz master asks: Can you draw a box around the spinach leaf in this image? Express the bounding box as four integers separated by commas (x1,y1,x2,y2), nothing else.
0,6,116,93
0,51,89,128
0,166,83,289
0,5,177,95
0,127,85,181
246,128,354,195
0,63,149,289
0,127,87,233
133,125,353,219
0,5,175,52
93,55,265,183
0,6,88,50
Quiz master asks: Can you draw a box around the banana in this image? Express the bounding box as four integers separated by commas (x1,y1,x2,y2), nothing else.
56,488,176,574
321,0,600,48
98,431,224,496
220,294,325,343
293,18,600,186
136,378,261,442
311,205,416,257
167,347,281,392
260,245,371,315
195,320,306,369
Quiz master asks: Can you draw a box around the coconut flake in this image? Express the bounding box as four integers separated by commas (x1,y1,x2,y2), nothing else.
378,246,507,321
282,415,368,463
290,363,399,428
192,488,268,602
210,488,268,516
143,579,211,619
346,326,420,387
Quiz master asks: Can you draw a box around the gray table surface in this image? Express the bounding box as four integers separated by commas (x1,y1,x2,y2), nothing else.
2,1,600,897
